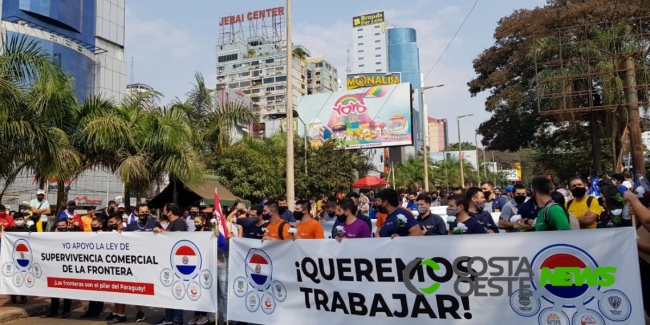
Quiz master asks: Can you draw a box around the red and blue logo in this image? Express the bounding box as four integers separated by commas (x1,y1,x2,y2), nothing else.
12,240,32,271
531,244,600,306
170,241,202,280
245,249,273,291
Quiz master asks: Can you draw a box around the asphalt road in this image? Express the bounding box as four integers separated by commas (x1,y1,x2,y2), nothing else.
5,305,212,325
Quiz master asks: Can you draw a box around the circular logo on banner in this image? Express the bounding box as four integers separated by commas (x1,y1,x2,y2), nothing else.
571,310,605,325
12,273,23,287
24,273,35,288
169,240,202,281
244,249,273,291
32,263,42,278
272,280,287,302
12,240,33,272
261,292,276,315
160,268,173,287
171,281,186,300
187,281,201,301
538,308,569,325
245,291,260,313
199,269,212,289
2,262,14,277
598,289,632,321
233,276,248,298
508,290,540,317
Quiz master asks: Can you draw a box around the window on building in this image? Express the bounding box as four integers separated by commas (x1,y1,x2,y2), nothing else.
358,43,363,46
252,88,261,93
375,40,381,43
276,76,287,82
374,33,380,36
252,70,261,77
240,72,250,77
240,81,250,87
376,69,382,72
228,82,238,88
359,57,364,60
266,58,274,64
243,89,251,94
375,47,381,50
357,28,363,31
233,63,241,69
376,62,381,65
276,85,286,90
358,64,365,67
374,25,381,28
358,35,363,39
263,77,275,84
267,96,275,101
266,87,275,92
375,54,381,57
358,49,364,53
218,54,238,62
252,97,260,103
251,60,259,66
316,72,321,76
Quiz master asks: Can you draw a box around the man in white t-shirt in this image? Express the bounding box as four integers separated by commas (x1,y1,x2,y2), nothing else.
29,190,51,231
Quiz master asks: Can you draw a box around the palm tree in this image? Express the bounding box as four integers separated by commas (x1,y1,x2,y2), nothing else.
0,36,79,203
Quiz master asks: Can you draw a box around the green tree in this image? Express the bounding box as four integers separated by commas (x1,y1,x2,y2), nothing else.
0,36,79,204
447,142,477,150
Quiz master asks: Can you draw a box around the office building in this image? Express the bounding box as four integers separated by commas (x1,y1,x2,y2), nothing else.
427,118,448,152
305,57,339,94
387,27,423,163
0,0,128,207
351,11,388,73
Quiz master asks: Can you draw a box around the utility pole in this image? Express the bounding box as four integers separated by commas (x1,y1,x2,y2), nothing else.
474,131,480,183
420,84,444,192
285,0,295,209
624,56,645,174
457,114,473,188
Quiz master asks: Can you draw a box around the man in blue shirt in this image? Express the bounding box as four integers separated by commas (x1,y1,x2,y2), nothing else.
277,195,295,222
125,204,161,232
447,194,487,234
415,194,447,236
466,187,499,233
376,189,422,238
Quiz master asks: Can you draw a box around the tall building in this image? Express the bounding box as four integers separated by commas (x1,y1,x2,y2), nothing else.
427,118,448,152
387,27,423,162
0,0,128,208
0,0,127,102
351,11,388,73
216,6,338,137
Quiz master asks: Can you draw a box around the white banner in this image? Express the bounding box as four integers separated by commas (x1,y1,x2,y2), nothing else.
228,228,643,324
0,232,218,312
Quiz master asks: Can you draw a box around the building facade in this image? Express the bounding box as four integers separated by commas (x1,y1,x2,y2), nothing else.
351,11,388,74
387,27,423,162
427,117,448,152
0,0,128,208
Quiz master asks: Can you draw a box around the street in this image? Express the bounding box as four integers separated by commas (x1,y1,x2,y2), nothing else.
5,305,202,325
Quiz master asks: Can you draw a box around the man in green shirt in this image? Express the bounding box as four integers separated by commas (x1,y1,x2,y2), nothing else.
531,176,572,231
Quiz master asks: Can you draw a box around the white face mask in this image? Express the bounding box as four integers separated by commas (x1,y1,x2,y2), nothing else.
15,220,24,227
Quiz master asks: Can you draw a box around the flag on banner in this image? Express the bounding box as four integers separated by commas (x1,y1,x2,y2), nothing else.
213,189,229,239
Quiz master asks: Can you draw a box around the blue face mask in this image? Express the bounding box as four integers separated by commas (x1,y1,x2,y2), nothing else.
67,207,75,213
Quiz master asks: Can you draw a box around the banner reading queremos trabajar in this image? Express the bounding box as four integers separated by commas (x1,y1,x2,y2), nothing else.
228,228,644,325
0,232,218,312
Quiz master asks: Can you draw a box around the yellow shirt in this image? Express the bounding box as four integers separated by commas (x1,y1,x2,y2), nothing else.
566,196,602,229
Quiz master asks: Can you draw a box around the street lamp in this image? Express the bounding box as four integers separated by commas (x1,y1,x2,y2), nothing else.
285,0,295,209
294,111,308,175
421,84,444,192
457,114,474,188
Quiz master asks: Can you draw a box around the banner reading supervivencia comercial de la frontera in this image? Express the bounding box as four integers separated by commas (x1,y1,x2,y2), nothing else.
228,228,644,325
0,232,218,312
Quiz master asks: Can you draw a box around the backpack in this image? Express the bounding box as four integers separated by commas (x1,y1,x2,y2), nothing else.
263,220,289,240
543,203,580,230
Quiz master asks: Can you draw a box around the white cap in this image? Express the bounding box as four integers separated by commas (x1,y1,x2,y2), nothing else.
117,203,125,208
36,190,45,195
623,181,633,189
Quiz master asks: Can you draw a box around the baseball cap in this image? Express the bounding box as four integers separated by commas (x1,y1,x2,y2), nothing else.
36,190,45,195
117,203,125,208
505,185,514,193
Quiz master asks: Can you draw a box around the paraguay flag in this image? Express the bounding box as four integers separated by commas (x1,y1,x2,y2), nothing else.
174,245,198,276
247,253,270,286
14,243,31,267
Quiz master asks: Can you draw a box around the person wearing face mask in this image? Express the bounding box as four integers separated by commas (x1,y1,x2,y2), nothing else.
333,198,371,240
126,204,161,232
466,187,500,233
498,184,529,232
0,204,15,230
261,202,291,241
481,181,507,213
320,201,337,222
294,200,324,239
237,205,266,239
331,193,373,238
567,176,602,229
446,194,487,234
276,195,296,222
376,189,423,238
415,195,447,236
55,201,82,231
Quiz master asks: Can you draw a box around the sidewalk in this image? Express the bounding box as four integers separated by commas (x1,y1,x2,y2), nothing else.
0,296,82,323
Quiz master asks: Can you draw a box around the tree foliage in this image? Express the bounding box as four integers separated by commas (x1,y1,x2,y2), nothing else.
210,133,373,202
468,0,650,179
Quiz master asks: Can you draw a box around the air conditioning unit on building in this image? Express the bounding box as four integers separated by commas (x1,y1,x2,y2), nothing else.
17,20,27,26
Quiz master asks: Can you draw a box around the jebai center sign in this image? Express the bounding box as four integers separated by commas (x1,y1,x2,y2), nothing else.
219,7,285,26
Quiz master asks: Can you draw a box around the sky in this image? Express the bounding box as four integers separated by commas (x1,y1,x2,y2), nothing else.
124,0,546,144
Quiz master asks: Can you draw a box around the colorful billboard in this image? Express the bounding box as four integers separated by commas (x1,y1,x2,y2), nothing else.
296,84,413,150
352,11,385,27
347,73,401,90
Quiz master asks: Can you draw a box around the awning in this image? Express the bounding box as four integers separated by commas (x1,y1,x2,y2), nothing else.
147,175,247,208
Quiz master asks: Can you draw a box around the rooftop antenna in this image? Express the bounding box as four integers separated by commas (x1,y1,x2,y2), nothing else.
130,57,134,84
345,49,351,74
